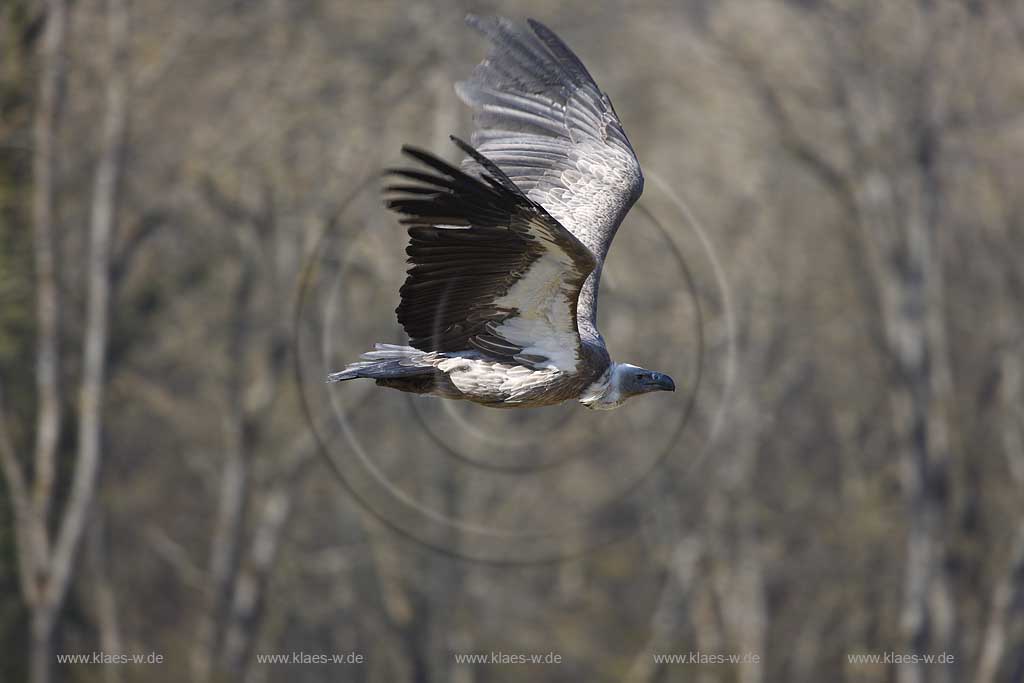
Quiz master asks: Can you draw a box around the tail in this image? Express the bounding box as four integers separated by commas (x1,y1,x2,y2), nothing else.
326,344,433,383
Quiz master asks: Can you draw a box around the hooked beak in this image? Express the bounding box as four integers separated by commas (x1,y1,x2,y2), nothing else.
646,373,676,392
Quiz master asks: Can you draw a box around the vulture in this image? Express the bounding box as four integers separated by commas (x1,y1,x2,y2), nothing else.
327,15,676,410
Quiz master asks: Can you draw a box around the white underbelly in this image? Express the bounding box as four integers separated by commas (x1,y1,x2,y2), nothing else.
437,356,563,401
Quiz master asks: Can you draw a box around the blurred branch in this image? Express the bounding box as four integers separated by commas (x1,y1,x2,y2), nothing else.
198,173,279,280
711,32,887,358
975,523,1024,683
194,256,256,683
712,8,960,682
85,512,123,683
0,384,39,605
145,524,205,591
626,534,702,683
30,0,67,557
116,367,188,424
223,483,295,679
134,10,200,92
14,0,129,681
111,208,168,288
48,0,128,616
22,1,69,681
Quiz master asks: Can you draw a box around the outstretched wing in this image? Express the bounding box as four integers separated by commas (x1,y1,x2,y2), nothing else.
455,15,644,341
386,137,597,374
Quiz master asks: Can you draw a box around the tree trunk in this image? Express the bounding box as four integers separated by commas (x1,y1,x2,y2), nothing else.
975,317,1024,683
975,524,1024,683
30,610,54,683
24,1,127,682
87,512,123,683
18,0,68,677
45,0,128,624
866,128,956,683
31,0,68,535
225,488,292,680
194,261,255,682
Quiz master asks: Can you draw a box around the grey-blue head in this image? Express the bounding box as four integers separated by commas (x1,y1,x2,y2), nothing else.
581,362,676,410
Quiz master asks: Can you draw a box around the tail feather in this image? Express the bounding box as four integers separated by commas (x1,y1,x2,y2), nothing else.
326,344,433,383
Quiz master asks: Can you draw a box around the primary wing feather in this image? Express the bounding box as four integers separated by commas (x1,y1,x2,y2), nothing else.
387,138,597,374
455,15,644,342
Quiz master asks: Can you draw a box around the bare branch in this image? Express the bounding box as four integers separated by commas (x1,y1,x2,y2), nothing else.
222,487,293,678
712,33,888,357
144,525,205,591
86,512,123,683
30,0,68,555
49,0,128,615
111,208,167,289
975,523,1024,683
0,384,39,605
194,257,256,683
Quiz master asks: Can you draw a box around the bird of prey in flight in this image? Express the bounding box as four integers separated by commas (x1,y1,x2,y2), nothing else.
328,15,676,410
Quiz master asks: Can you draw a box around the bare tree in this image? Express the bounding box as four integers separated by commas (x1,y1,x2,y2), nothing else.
191,172,321,681
1,0,68,680
713,5,964,681
0,0,127,681
976,285,1024,683
4,3,1022,682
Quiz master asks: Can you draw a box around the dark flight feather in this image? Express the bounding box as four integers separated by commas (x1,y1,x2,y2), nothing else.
386,140,596,366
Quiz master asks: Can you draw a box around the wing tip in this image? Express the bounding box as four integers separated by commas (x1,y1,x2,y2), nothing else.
464,13,512,26
398,144,427,161
524,18,549,36
448,135,520,193
464,13,491,33
447,135,481,166
465,14,546,36
448,134,471,152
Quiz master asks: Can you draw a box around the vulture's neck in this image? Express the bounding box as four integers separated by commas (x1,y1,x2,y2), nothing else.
579,363,627,410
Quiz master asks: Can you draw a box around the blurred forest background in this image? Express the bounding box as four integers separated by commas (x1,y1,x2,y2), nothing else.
2,0,1024,682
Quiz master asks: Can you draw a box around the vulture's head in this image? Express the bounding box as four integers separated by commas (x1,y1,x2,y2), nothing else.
581,362,676,410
